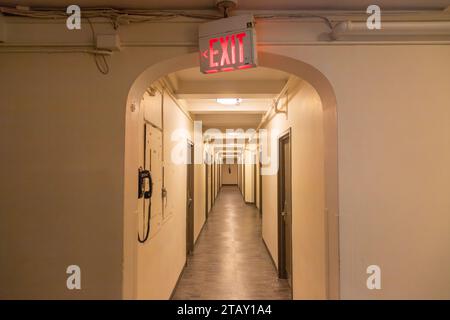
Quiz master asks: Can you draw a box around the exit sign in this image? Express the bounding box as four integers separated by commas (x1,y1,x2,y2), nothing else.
199,14,258,74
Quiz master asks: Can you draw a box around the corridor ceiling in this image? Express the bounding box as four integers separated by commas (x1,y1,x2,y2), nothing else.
165,66,290,130
0,0,448,10
166,66,289,115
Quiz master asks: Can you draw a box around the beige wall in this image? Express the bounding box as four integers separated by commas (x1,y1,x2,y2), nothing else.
0,17,449,299
322,46,450,299
135,87,205,299
222,164,238,185
0,52,130,299
265,45,450,299
244,150,256,203
262,79,327,299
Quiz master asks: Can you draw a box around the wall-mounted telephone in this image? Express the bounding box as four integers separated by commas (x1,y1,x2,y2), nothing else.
138,167,153,199
138,167,153,243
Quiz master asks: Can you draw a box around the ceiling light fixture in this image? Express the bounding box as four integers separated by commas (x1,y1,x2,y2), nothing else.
217,98,242,106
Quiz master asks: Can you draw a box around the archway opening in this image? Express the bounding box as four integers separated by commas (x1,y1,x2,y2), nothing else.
123,51,340,300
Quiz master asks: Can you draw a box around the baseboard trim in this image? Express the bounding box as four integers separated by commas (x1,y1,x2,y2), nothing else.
262,237,293,300
262,237,278,274
194,217,207,246
171,209,210,299
169,259,187,300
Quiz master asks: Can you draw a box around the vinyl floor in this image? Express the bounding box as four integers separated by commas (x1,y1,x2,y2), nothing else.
172,186,292,300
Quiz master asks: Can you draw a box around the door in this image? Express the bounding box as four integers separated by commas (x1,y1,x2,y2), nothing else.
186,142,194,254
253,153,257,205
278,130,292,288
211,160,216,205
243,160,245,198
210,155,214,206
213,159,216,202
205,160,208,220
259,150,263,214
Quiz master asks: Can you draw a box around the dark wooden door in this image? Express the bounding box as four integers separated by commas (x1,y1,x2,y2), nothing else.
205,161,208,220
186,142,195,254
278,131,292,288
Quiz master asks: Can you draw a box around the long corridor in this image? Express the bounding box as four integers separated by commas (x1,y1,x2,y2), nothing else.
172,186,292,300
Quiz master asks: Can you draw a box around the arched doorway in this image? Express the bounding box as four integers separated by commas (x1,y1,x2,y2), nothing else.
123,51,340,299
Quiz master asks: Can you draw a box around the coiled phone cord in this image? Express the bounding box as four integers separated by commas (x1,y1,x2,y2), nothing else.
138,199,151,243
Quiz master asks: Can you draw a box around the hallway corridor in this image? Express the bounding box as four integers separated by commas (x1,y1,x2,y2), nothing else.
172,186,291,300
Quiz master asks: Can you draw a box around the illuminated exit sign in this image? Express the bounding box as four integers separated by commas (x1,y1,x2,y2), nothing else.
199,14,258,74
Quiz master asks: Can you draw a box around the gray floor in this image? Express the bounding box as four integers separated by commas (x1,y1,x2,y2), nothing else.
172,186,292,300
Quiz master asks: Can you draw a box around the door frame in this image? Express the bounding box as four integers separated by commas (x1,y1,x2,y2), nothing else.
212,160,214,204
124,51,340,299
277,128,293,288
237,162,240,192
213,160,216,201
253,153,257,205
259,150,263,215
205,159,208,220
243,155,246,199
186,140,195,255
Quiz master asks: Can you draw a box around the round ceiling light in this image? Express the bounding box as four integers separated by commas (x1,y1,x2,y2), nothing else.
216,98,242,106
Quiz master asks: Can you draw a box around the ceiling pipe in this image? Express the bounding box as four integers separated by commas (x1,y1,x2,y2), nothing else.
331,20,450,40
255,76,295,133
158,78,193,122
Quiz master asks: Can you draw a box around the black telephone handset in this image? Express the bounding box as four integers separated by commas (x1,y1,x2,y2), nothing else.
138,167,153,199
